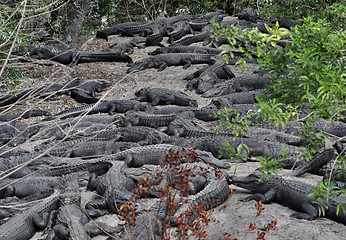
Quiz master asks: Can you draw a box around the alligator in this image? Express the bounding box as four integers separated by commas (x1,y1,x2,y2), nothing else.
0,176,62,199
0,79,80,108
0,121,41,147
86,161,135,215
134,87,198,107
37,159,112,177
96,21,152,40
257,119,346,139
68,79,112,104
167,21,194,44
187,11,225,32
292,148,338,177
127,53,215,72
33,115,122,140
48,139,140,158
0,189,60,240
165,135,298,159
202,73,272,98
211,90,263,106
149,45,223,55
176,163,230,226
185,57,236,94
95,144,229,168
145,24,167,47
19,45,133,66
234,8,257,23
90,125,170,145
0,109,51,122
169,32,211,47
105,205,162,240
123,111,178,128
147,105,221,121
230,172,346,224
47,99,148,120
119,162,229,236
45,177,91,240
105,37,146,54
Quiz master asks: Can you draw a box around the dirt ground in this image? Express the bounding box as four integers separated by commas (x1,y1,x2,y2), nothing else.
5,32,345,239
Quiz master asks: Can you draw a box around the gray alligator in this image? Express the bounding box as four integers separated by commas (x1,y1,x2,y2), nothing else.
123,111,178,128
96,21,152,40
45,177,91,240
96,144,229,168
134,87,198,107
90,125,170,145
18,45,133,66
86,161,135,215
202,73,272,98
0,189,60,240
127,53,215,72
230,172,346,224
185,57,236,94
0,109,51,122
105,37,146,54
47,99,148,120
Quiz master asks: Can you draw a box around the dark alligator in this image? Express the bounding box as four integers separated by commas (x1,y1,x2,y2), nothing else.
105,37,146,54
185,57,235,94
230,172,346,224
18,45,133,66
33,115,122,140
86,161,135,215
0,121,41,147
292,148,338,177
0,109,51,122
105,205,162,240
47,99,148,120
147,105,221,121
68,79,112,104
176,163,230,226
234,8,257,23
145,24,167,47
123,111,178,128
167,21,193,44
127,53,215,72
134,87,198,107
165,135,298,159
48,139,140,158
211,90,262,106
96,21,152,40
45,177,91,240
169,32,211,47
202,73,271,98
0,189,60,240
0,79,79,108
149,45,223,55
90,126,170,145
0,176,62,199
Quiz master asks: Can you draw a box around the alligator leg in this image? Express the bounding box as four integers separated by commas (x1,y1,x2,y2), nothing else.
291,203,318,220
240,188,276,203
157,62,167,71
181,57,192,69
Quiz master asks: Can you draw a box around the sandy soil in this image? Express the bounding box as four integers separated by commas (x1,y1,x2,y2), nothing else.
4,32,345,240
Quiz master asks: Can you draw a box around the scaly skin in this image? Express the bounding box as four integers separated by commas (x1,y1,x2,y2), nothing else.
230,172,346,224
134,87,198,107
127,53,215,72
0,189,60,240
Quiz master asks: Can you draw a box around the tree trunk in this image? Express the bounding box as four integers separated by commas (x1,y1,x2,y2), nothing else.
62,0,91,49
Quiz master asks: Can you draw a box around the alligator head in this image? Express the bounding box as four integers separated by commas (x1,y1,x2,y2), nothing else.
127,59,150,73
229,172,271,194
